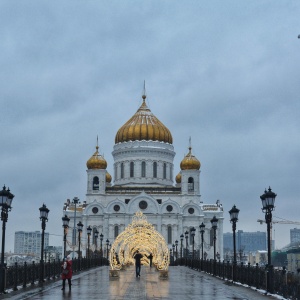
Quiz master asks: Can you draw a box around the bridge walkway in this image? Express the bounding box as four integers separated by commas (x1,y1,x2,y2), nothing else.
4,266,278,300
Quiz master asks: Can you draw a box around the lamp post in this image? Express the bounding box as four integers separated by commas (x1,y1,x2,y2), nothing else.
199,222,205,270
0,186,14,294
94,229,99,257
77,221,83,270
185,230,189,265
175,240,178,260
210,215,218,275
191,227,196,260
180,234,184,259
87,225,92,260
62,215,70,258
260,187,277,294
172,244,175,264
100,233,103,257
72,197,79,258
229,205,239,281
39,204,49,283
106,239,109,260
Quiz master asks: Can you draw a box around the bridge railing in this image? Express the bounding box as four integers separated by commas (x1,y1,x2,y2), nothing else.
3,257,109,293
175,258,300,299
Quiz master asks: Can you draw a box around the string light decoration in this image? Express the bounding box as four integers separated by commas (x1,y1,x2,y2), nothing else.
109,211,169,271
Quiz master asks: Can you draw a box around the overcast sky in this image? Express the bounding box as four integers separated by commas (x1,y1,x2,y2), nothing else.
1,1,300,252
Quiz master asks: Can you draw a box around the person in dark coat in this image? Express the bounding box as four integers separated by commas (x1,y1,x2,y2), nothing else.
134,250,143,277
61,255,73,290
148,253,153,267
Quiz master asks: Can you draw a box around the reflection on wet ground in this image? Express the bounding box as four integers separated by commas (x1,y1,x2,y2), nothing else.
5,266,277,300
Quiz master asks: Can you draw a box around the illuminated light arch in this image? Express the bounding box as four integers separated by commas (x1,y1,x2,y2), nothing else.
109,211,169,271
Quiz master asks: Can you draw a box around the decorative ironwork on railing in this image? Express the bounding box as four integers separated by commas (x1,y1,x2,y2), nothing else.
175,258,300,299
3,257,108,294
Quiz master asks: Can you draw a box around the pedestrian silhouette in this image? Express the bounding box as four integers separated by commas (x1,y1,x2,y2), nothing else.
148,253,153,267
134,250,143,277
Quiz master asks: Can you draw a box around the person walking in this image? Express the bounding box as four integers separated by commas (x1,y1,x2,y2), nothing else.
148,253,153,267
134,250,143,277
61,255,73,290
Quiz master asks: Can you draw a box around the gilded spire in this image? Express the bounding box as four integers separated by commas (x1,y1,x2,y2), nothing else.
142,80,146,101
115,86,173,144
86,137,107,170
180,138,201,170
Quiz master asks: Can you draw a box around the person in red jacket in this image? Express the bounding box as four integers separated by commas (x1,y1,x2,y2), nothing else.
61,255,72,290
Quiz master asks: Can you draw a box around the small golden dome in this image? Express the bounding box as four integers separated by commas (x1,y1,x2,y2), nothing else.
180,147,201,170
115,95,173,144
86,146,107,170
106,172,112,183
175,173,181,183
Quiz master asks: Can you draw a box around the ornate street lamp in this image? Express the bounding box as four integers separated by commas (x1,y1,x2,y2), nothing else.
77,221,83,270
39,203,49,283
191,227,196,260
260,187,277,294
180,234,184,259
72,197,80,258
210,215,218,275
0,185,14,294
106,239,109,260
172,244,175,264
100,233,103,257
87,225,92,260
185,230,189,266
62,215,70,258
94,229,99,257
229,205,239,282
199,222,205,269
175,240,178,260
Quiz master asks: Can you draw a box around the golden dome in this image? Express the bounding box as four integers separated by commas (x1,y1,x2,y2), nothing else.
115,95,173,144
180,147,201,170
86,146,107,170
175,173,181,183
106,172,112,183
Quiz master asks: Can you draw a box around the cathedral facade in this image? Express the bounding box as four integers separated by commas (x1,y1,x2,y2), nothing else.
63,92,224,260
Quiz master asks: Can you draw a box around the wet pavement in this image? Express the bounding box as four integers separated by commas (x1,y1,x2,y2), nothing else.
4,266,278,300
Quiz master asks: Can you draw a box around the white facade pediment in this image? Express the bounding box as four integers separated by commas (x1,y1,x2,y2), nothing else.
127,192,160,214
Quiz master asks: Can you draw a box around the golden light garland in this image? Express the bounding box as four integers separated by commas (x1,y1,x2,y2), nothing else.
109,211,169,271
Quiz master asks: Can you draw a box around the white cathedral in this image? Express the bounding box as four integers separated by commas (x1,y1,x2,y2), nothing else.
63,91,224,259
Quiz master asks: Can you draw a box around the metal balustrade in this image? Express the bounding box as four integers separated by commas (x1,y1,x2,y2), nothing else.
176,258,300,299
2,257,109,293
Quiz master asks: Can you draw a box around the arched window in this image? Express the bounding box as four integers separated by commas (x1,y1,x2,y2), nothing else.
121,163,124,179
114,226,119,238
170,165,173,180
130,162,134,177
115,165,118,180
141,161,146,177
153,162,157,178
163,163,167,179
167,226,172,244
93,176,99,190
188,177,194,192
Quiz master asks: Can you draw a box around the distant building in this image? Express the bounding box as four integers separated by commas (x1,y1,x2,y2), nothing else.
287,249,300,273
14,231,49,257
248,250,268,266
223,230,267,253
290,228,300,244
44,245,63,261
